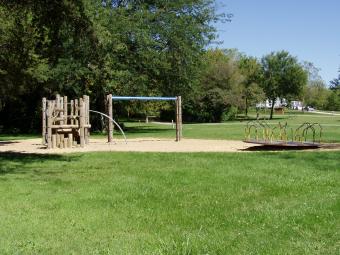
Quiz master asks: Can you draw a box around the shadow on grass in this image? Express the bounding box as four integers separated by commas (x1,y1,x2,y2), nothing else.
0,152,81,175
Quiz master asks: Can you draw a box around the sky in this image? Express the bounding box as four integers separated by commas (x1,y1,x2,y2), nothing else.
214,0,340,84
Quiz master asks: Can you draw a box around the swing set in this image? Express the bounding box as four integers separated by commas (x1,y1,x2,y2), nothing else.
106,94,183,142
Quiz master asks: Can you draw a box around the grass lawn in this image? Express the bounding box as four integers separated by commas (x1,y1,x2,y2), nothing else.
2,111,340,142
0,151,339,254
100,111,340,142
0,133,39,141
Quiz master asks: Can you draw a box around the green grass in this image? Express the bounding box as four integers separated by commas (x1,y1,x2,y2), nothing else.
0,133,39,141
0,151,339,254
2,111,340,142
99,111,340,142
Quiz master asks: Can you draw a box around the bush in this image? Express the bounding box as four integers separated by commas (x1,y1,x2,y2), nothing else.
222,106,238,121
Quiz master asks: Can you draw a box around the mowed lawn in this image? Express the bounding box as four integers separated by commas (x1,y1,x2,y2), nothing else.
100,111,340,142
0,151,339,254
2,111,340,142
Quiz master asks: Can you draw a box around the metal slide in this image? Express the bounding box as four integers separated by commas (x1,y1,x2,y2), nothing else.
89,110,127,144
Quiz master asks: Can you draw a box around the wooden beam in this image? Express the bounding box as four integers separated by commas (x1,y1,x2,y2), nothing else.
74,99,79,126
63,96,68,124
70,100,74,125
47,101,52,149
84,95,90,144
79,98,85,147
178,96,182,141
51,124,91,128
68,133,73,148
107,94,113,143
42,97,47,145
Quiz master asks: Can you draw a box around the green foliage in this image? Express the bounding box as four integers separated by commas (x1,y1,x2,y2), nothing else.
2,1,337,127
325,90,340,111
302,62,329,110
261,51,308,119
239,55,265,116
221,105,238,121
323,69,340,111
330,69,340,90
0,0,221,131
184,49,243,122
0,1,99,131
304,80,330,109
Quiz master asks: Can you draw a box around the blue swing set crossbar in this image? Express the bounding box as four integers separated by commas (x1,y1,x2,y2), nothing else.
111,96,177,101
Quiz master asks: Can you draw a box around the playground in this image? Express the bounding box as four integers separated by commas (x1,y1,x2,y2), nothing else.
1,96,340,254
3,105,340,154
1,104,340,254
2,1,339,253
0,94,334,154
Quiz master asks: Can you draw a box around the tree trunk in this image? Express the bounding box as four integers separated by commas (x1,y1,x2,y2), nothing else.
245,97,248,117
270,98,275,120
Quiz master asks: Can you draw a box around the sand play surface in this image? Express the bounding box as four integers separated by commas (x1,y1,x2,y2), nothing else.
1,138,338,154
0,138,262,154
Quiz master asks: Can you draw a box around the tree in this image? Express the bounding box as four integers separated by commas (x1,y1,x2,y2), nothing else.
0,1,99,131
325,90,340,111
185,49,243,122
325,69,340,111
330,69,340,90
0,0,224,131
239,56,264,116
261,51,307,119
304,80,329,109
302,61,329,109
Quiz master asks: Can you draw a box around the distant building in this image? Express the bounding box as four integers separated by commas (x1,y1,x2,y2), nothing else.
291,100,303,110
256,98,287,109
257,98,304,110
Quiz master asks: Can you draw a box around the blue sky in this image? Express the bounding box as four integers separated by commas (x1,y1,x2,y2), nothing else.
214,0,340,84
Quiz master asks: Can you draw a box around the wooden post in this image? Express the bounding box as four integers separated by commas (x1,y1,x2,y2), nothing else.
47,101,52,149
70,100,74,125
68,133,73,148
52,134,57,148
107,94,113,143
64,137,68,148
59,134,64,149
175,96,182,142
56,94,60,108
74,99,79,126
178,96,182,140
60,96,64,125
87,95,89,144
84,95,90,144
42,97,47,144
63,96,68,124
57,133,61,148
79,98,85,147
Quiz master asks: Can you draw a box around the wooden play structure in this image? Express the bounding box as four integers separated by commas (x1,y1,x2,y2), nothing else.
42,95,90,149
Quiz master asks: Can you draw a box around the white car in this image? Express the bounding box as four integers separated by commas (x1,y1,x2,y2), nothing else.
305,106,315,111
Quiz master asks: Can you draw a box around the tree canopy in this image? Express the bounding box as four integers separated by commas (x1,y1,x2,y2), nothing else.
330,69,340,90
1,1,338,131
238,56,264,116
0,0,222,131
261,51,307,119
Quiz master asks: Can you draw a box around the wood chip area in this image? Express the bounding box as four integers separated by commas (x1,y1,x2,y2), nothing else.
0,138,261,154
